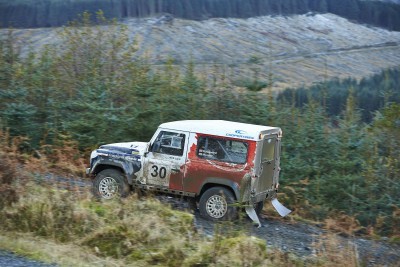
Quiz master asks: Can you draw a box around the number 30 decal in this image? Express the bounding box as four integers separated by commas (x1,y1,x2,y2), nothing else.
151,165,167,179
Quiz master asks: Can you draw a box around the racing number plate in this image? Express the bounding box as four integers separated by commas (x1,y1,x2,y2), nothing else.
147,164,170,187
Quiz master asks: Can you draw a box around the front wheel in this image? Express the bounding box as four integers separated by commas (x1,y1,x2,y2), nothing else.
199,187,237,221
92,169,130,199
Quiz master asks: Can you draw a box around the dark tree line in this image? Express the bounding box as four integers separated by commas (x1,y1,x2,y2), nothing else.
1,0,400,30
277,68,400,122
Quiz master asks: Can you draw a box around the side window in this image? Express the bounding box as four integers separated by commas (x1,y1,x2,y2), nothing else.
151,131,185,156
197,136,248,164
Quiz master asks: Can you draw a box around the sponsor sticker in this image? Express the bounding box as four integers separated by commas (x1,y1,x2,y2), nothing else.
235,130,247,135
226,130,254,139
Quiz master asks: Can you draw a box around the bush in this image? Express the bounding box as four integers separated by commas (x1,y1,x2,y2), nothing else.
0,153,18,210
0,187,99,242
82,197,194,266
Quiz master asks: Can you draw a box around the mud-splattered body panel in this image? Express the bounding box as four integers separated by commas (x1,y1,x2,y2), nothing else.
183,133,257,196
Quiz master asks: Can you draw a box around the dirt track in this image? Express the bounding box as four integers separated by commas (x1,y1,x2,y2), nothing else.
157,194,400,267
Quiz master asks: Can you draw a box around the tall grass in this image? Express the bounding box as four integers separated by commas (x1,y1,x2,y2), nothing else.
0,130,25,210
0,154,18,210
1,183,296,266
0,179,366,266
312,233,360,267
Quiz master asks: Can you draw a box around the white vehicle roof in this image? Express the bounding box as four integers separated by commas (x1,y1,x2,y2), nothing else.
159,120,281,141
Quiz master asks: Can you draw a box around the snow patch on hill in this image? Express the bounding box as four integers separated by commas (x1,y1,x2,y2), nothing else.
2,13,400,89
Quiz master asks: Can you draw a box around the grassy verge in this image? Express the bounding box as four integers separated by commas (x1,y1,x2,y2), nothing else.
0,233,124,266
0,181,370,267
0,178,303,266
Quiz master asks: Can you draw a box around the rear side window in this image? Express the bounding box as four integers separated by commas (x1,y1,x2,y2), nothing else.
197,136,248,164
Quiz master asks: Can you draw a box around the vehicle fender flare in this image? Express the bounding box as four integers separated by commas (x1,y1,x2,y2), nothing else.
198,178,240,200
92,158,139,185
239,173,252,203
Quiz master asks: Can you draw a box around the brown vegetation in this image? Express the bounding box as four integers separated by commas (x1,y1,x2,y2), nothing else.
0,130,24,210
0,156,18,210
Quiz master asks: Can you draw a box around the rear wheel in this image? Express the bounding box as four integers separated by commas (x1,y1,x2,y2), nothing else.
92,169,130,199
199,187,237,221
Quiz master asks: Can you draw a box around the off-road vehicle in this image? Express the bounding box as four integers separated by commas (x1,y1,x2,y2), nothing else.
87,120,291,225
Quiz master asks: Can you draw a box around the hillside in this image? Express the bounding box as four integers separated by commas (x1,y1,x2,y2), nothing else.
5,13,400,90
1,0,400,30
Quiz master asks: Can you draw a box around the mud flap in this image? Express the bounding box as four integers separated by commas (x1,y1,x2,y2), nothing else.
245,206,262,228
271,198,292,217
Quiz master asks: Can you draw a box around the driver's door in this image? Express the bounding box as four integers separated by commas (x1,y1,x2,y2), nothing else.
143,130,188,191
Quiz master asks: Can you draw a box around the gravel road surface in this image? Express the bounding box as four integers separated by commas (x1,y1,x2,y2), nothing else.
158,194,400,267
0,250,56,267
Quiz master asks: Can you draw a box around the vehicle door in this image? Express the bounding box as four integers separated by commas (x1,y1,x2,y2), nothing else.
183,134,251,194
254,135,278,194
143,130,189,191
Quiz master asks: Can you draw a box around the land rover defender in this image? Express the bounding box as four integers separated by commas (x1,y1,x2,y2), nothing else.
86,120,291,225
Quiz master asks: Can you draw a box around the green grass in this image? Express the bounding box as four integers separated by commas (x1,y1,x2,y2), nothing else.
0,180,303,266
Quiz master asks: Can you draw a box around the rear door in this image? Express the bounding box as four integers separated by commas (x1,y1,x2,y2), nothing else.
255,136,277,194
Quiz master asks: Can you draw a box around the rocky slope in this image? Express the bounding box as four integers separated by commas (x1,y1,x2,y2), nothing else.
3,13,400,90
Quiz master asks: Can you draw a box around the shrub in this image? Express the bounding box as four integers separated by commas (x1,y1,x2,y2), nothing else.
0,187,99,242
82,197,194,266
0,153,18,210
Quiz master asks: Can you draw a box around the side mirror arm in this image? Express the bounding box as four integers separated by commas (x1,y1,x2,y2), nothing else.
144,143,151,157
